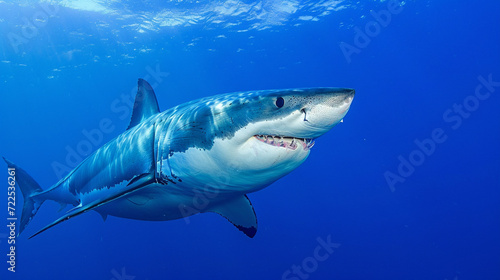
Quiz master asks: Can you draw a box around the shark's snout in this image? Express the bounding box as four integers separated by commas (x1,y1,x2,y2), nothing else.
298,88,355,138
322,88,355,108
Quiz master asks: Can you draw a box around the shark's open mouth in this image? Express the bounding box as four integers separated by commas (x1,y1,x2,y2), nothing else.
254,135,315,150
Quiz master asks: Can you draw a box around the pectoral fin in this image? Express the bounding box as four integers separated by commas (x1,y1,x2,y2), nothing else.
28,173,155,239
207,195,258,238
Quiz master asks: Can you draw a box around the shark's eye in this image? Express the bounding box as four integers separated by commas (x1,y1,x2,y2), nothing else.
275,97,285,108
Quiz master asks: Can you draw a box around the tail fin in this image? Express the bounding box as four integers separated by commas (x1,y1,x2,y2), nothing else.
3,157,45,236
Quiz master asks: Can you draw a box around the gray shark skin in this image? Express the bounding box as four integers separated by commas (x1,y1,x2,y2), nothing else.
4,79,355,239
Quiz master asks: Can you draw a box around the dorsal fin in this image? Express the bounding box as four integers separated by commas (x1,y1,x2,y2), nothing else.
127,79,160,130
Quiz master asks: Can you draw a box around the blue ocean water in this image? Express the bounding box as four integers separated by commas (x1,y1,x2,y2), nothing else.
0,1,499,279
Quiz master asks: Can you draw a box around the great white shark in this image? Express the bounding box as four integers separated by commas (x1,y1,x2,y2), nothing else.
4,79,354,239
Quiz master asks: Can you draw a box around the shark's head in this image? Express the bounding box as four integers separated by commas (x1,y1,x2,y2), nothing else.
163,87,355,193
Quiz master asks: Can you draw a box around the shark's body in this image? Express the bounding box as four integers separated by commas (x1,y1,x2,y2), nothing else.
5,79,354,238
